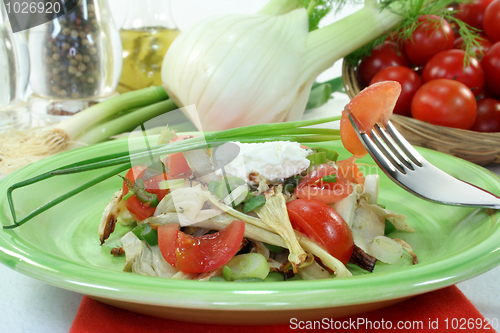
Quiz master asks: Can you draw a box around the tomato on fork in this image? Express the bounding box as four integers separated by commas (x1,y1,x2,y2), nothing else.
340,81,401,157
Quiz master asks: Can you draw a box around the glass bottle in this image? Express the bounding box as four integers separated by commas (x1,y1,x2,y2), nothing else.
28,0,122,100
117,0,180,93
0,4,30,130
0,4,29,109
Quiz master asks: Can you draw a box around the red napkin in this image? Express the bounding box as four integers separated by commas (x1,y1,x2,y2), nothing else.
70,285,496,333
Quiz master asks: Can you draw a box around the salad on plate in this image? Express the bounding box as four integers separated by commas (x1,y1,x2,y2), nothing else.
98,82,418,282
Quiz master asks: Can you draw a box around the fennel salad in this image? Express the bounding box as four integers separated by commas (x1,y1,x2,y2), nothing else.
99,137,417,282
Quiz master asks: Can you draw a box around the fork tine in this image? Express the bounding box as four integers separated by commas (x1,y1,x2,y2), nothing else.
346,113,398,175
386,121,424,167
373,124,414,171
347,112,500,209
370,127,409,174
360,131,399,175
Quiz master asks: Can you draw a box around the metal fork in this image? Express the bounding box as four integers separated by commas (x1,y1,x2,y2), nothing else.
347,113,500,209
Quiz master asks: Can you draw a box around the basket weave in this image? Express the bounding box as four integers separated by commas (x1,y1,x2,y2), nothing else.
342,60,500,166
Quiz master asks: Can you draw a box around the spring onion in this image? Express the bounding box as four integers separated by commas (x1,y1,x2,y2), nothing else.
264,242,285,253
283,175,302,193
213,177,247,199
306,152,327,166
321,174,337,183
131,223,159,246
384,219,397,235
4,115,341,229
0,87,171,174
222,253,270,281
314,147,339,161
369,235,404,265
242,195,266,213
158,179,185,190
123,178,159,207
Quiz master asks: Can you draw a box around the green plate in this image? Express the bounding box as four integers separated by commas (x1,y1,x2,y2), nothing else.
1,138,500,325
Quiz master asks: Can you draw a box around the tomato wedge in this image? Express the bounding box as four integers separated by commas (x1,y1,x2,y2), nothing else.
166,152,192,179
340,81,401,157
122,166,170,221
336,156,365,186
295,164,353,204
158,221,246,274
287,199,354,265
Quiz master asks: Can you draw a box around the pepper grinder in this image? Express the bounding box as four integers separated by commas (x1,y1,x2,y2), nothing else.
28,0,122,123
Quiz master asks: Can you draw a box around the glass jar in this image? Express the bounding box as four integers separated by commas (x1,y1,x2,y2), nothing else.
28,0,122,100
117,0,180,93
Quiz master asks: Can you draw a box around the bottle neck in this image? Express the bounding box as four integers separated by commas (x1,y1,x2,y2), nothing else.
121,0,177,30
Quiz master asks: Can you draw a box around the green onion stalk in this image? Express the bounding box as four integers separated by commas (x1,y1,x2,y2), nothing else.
0,87,173,174
4,115,341,229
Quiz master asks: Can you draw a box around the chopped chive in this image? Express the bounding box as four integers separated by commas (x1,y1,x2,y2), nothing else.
321,174,337,183
233,278,265,282
242,195,266,213
283,175,302,193
306,152,327,166
209,276,227,282
132,223,158,246
122,191,134,201
314,147,339,161
264,243,284,253
384,219,396,235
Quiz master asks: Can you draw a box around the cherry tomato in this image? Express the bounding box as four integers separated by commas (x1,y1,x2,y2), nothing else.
404,15,455,66
370,66,422,116
484,0,500,43
166,152,192,179
143,173,170,201
358,41,411,86
287,199,354,265
122,166,170,221
422,49,484,96
470,98,500,132
123,196,155,221
158,221,245,274
335,156,365,186
295,164,353,204
482,42,500,97
454,36,493,60
411,79,477,130
455,0,495,30
340,81,401,157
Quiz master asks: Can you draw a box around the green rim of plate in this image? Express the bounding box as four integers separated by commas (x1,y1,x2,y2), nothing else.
0,137,499,311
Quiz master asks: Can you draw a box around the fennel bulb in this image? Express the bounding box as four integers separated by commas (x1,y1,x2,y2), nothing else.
162,1,402,131
162,9,310,131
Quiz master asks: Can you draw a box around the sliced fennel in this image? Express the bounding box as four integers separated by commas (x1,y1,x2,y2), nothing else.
256,188,308,272
369,236,404,265
298,259,332,280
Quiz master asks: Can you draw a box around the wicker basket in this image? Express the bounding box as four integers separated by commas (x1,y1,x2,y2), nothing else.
342,60,500,166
